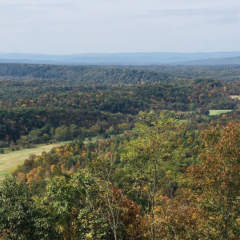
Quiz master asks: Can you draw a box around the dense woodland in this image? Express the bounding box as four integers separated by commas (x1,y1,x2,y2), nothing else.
0,64,240,239
1,64,240,148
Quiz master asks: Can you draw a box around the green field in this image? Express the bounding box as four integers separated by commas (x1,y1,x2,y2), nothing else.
0,142,69,179
209,109,233,116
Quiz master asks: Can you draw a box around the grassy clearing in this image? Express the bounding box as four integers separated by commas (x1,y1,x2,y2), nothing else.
0,142,69,179
209,109,233,116
230,95,240,100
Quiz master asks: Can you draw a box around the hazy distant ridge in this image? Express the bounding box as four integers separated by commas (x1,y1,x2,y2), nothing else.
0,52,240,65
180,56,240,65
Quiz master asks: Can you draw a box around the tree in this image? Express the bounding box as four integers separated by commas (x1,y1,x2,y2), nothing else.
0,177,58,240
120,112,184,240
89,151,145,240
54,125,71,141
154,122,240,240
41,172,111,240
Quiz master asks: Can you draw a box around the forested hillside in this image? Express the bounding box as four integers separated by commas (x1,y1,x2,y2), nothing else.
0,64,240,239
1,63,240,82
1,63,240,147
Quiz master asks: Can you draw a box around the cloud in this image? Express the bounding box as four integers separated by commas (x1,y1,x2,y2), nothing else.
151,8,238,16
138,7,240,25
0,0,68,6
141,7,239,18
0,0,239,53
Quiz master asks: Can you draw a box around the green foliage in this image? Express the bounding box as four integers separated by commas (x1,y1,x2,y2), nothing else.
153,122,240,240
0,177,59,240
0,65,238,146
1,63,240,239
121,112,200,203
2,112,240,239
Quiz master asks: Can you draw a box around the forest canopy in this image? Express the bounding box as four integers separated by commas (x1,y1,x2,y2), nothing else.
0,64,240,239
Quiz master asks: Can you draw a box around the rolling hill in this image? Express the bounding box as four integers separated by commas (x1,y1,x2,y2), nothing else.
0,52,240,65
181,56,240,66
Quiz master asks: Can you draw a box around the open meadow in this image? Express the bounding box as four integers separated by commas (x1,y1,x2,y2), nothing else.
209,109,233,116
0,142,68,179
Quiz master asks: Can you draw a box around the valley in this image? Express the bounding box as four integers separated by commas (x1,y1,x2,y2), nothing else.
0,63,240,239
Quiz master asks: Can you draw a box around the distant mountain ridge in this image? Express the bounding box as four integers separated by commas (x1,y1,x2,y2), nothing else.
180,56,240,66
0,52,240,65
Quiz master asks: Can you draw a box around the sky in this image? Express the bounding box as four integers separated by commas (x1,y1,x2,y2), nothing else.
0,0,239,54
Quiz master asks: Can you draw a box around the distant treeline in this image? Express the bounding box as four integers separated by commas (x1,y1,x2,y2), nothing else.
0,64,169,84
1,63,240,82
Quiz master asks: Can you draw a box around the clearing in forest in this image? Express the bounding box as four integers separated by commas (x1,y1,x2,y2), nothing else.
0,142,68,179
209,109,233,116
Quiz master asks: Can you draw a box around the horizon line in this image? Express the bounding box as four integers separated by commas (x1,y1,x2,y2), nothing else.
1,51,240,56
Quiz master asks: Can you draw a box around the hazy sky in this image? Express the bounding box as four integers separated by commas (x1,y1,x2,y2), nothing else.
0,0,239,54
